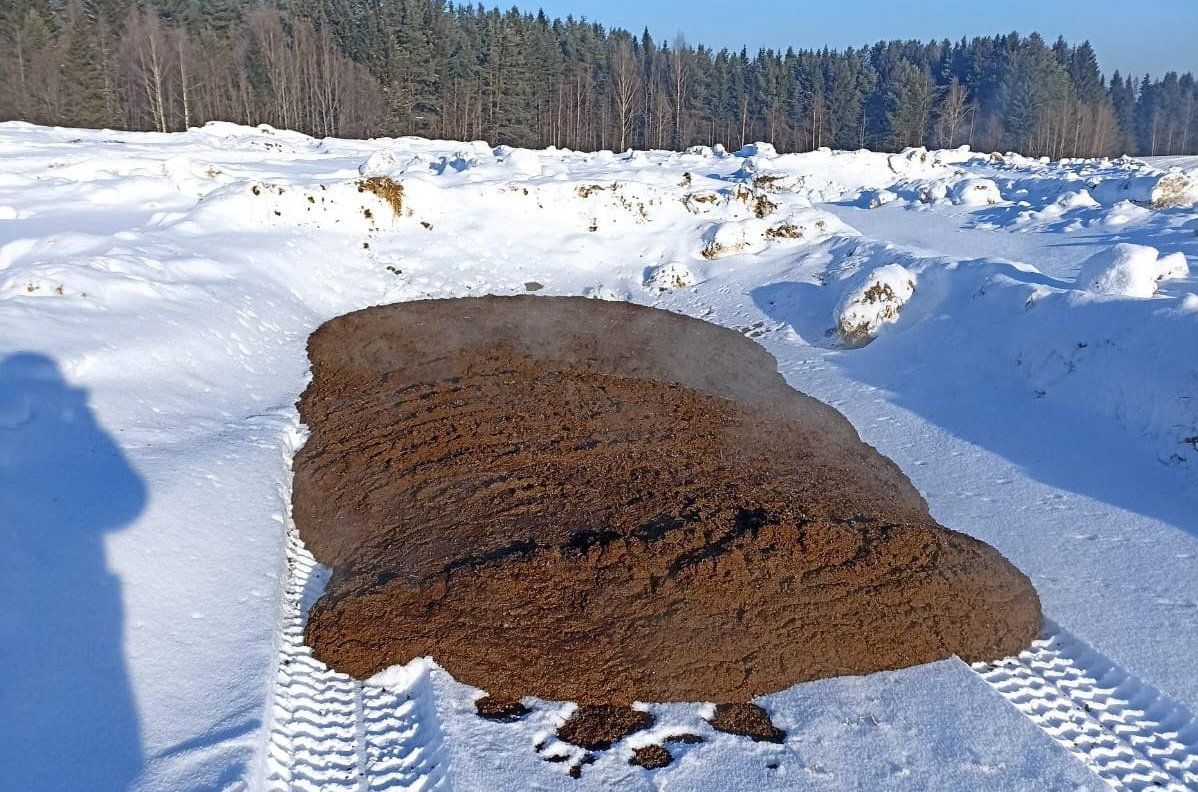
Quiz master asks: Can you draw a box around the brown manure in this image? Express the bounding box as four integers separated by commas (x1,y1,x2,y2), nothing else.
707,703,786,743
474,696,529,722
630,744,673,769
557,706,655,750
294,296,1041,705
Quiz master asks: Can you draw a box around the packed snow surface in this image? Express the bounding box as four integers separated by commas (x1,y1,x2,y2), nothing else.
1,122,1197,792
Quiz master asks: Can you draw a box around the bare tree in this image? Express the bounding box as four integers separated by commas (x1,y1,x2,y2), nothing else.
935,78,969,147
610,36,640,151
669,33,689,149
174,28,192,129
248,8,300,131
123,8,170,132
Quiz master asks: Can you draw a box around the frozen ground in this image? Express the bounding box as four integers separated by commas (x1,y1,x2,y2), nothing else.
1,123,1196,792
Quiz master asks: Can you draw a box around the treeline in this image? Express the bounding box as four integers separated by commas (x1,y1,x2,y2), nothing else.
3,0,1196,157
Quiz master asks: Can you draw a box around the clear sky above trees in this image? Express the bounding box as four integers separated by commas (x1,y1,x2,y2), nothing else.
522,0,1198,80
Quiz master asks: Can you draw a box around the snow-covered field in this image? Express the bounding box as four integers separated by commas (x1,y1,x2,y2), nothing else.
1,122,1197,792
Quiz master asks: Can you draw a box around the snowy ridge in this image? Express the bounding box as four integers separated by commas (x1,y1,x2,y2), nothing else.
263,427,452,792
973,624,1198,792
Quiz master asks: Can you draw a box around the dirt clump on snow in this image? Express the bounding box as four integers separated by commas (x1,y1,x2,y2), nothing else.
294,296,1041,705
357,176,404,216
630,744,673,769
474,695,529,721
707,703,786,743
556,706,655,750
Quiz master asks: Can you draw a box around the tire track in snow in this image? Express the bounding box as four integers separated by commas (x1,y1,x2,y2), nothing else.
264,425,453,792
973,622,1198,792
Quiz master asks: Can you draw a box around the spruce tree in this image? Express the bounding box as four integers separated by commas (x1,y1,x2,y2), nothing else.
61,1,109,128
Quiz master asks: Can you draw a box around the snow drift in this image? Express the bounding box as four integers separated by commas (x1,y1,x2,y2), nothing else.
1075,243,1189,298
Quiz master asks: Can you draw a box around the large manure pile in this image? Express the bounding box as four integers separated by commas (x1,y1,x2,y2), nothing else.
294,296,1040,704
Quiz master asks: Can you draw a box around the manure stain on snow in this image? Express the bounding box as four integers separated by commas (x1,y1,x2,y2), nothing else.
292,296,1041,708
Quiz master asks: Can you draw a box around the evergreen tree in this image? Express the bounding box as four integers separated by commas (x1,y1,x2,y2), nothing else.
888,61,933,147
1109,71,1137,153
62,1,110,128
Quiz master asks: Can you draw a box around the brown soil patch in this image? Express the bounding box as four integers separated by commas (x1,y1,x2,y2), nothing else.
630,744,673,769
294,296,1041,705
556,706,655,750
707,703,785,743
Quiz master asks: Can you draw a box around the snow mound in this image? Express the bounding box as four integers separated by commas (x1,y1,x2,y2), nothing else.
494,146,543,176
887,147,950,177
1090,170,1198,208
1075,243,1190,298
949,178,1002,206
683,189,726,214
918,180,950,204
836,264,917,346
1057,189,1100,210
748,171,807,193
736,142,778,158
701,219,772,259
358,149,402,177
1015,189,1101,227
644,261,698,292
700,211,843,259
1101,200,1152,227
867,189,899,209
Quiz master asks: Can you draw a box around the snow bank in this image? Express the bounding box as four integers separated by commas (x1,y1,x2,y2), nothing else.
1075,243,1189,298
835,264,916,345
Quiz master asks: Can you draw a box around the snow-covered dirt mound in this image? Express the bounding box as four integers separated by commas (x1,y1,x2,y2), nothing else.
1090,169,1198,208
835,264,917,345
949,178,1003,206
1075,243,1190,298
644,261,698,291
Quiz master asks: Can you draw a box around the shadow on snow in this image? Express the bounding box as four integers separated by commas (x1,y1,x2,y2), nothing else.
0,352,146,792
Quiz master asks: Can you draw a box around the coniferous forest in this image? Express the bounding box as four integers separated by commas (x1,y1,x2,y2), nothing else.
3,0,1196,157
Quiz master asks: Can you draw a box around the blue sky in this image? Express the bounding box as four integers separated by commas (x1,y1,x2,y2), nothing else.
518,0,1197,80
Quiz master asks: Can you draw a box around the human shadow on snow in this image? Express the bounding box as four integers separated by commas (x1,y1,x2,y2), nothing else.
0,353,146,792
